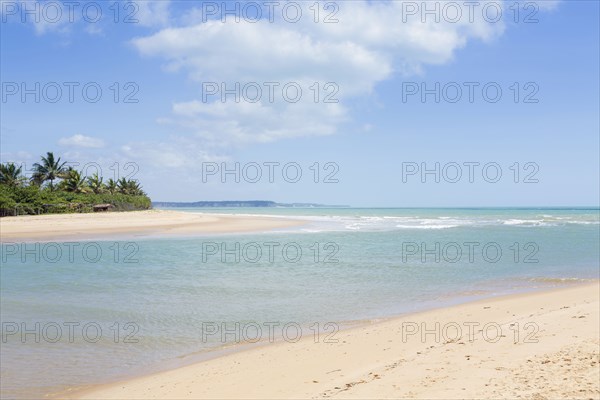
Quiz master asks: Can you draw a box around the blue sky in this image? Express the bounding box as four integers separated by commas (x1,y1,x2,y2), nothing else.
1,0,598,207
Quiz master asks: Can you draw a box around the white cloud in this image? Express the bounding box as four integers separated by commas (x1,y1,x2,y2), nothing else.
0,151,33,164
0,0,171,37
85,24,103,36
133,21,392,94
59,134,105,148
129,0,551,145
0,0,73,35
164,95,346,144
121,137,227,169
135,1,171,27
131,2,500,145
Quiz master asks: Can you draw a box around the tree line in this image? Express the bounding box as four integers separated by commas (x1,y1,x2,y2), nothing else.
0,152,151,216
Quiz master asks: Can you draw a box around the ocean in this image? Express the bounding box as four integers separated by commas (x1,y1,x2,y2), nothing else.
1,208,598,398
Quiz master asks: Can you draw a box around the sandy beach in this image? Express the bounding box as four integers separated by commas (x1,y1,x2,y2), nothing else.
72,282,600,400
4,1,598,398
0,210,305,241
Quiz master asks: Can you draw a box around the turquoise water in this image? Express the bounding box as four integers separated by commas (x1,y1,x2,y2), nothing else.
1,208,599,398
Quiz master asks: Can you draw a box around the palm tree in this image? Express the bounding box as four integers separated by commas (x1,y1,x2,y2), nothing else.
129,180,144,196
0,163,25,187
32,152,67,190
63,170,88,193
117,178,145,196
106,178,117,194
87,173,104,194
117,177,131,194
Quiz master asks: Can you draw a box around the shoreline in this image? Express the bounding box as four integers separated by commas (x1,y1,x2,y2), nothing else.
70,281,600,399
0,210,307,242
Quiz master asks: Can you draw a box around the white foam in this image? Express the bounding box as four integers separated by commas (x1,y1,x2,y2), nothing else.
395,224,459,230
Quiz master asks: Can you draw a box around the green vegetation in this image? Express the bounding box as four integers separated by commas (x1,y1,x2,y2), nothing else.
0,152,151,216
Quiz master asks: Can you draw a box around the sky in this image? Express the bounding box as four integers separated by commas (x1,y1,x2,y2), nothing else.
1,0,599,207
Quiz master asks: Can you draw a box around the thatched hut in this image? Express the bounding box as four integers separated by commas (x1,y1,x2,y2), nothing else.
93,204,114,212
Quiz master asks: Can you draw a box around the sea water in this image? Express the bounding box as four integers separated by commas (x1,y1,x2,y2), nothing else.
1,208,598,398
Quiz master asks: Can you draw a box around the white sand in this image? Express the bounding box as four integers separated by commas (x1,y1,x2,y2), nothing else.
73,283,600,399
0,210,305,241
